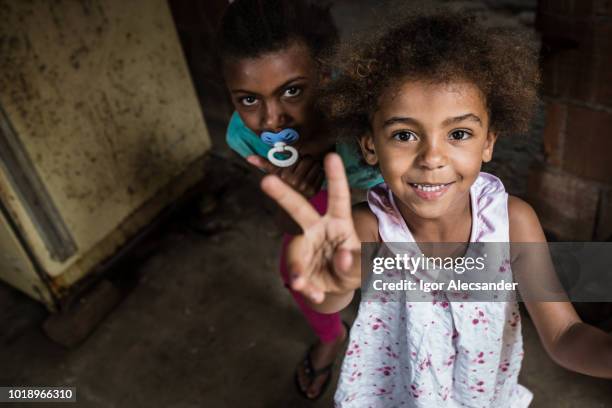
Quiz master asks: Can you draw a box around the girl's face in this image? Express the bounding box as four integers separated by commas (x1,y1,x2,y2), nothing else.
361,80,496,221
223,41,319,137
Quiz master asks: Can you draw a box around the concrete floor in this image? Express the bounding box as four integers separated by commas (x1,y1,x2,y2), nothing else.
1,1,611,407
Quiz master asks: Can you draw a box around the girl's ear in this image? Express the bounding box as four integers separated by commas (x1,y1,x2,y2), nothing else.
481,131,497,163
359,132,378,165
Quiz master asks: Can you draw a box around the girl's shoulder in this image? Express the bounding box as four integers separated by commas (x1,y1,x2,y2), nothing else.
353,201,380,242
507,195,547,243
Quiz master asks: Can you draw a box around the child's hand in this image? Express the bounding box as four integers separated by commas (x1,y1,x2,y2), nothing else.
247,155,324,199
261,153,362,304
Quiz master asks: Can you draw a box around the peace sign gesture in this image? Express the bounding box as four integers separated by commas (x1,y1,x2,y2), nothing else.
261,153,362,307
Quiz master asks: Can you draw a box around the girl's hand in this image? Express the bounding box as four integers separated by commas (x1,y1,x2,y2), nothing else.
261,153,362,304
247,155,324,199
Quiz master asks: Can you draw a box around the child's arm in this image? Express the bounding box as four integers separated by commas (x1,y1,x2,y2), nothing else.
509,196,612,379
261,153,379,313
248,155,324,235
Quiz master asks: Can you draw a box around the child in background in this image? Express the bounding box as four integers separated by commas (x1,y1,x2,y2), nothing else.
261,9,612,407
217,0,382,399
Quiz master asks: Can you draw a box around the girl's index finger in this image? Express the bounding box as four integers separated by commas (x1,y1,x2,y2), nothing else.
324,153,352,219
260,174,320,230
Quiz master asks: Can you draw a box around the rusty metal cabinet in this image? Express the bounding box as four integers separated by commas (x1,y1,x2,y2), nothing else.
0,0,211,310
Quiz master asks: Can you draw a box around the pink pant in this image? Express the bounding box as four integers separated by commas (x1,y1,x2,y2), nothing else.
279,189,343,343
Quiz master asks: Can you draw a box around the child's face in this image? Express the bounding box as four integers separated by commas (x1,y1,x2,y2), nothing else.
223,41,319,137
361,80,496,221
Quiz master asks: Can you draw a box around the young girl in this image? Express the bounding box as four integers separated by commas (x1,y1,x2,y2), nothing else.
261,9,612,407
217,0,382,399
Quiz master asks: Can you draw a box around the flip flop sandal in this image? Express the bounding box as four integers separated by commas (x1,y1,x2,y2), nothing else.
294,320,351,400
294,344,334,400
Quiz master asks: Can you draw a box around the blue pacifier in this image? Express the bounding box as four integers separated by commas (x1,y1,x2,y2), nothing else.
261,128,300,167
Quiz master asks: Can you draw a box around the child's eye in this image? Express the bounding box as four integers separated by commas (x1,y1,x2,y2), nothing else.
240,96,258,107
283,87,302,98
449,130,471,141
393,131,417,142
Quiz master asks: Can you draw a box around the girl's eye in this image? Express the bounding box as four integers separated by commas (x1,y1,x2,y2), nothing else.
283,87,302,98
240,96,258,107
449,130,471,141
393,131,417,142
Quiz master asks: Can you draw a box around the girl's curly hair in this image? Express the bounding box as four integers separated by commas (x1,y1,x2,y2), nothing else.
320,8,540,139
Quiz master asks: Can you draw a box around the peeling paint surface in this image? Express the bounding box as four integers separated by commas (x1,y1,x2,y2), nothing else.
0,0,211,278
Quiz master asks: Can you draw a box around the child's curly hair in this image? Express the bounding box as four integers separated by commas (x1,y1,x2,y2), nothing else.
320,8,540,139
217,0,338,64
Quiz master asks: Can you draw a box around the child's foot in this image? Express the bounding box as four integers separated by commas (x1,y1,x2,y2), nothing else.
295,323,348,399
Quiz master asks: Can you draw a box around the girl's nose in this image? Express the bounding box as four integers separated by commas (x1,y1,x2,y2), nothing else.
418,139,447,170
262,101,287,132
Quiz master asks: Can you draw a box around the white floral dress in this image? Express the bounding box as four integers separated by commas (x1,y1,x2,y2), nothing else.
335,173,533,408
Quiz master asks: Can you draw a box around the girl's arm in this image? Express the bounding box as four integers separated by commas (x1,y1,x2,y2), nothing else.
261,153,379,313
509,196,612,379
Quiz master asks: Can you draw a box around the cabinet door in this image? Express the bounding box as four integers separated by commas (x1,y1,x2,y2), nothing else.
0,203,54,307
0,0,211,287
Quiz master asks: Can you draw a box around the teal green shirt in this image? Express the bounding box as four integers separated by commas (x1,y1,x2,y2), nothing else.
226,111,383,189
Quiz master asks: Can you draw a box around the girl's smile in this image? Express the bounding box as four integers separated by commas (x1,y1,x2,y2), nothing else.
409,181,455,200
360,79,497,236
